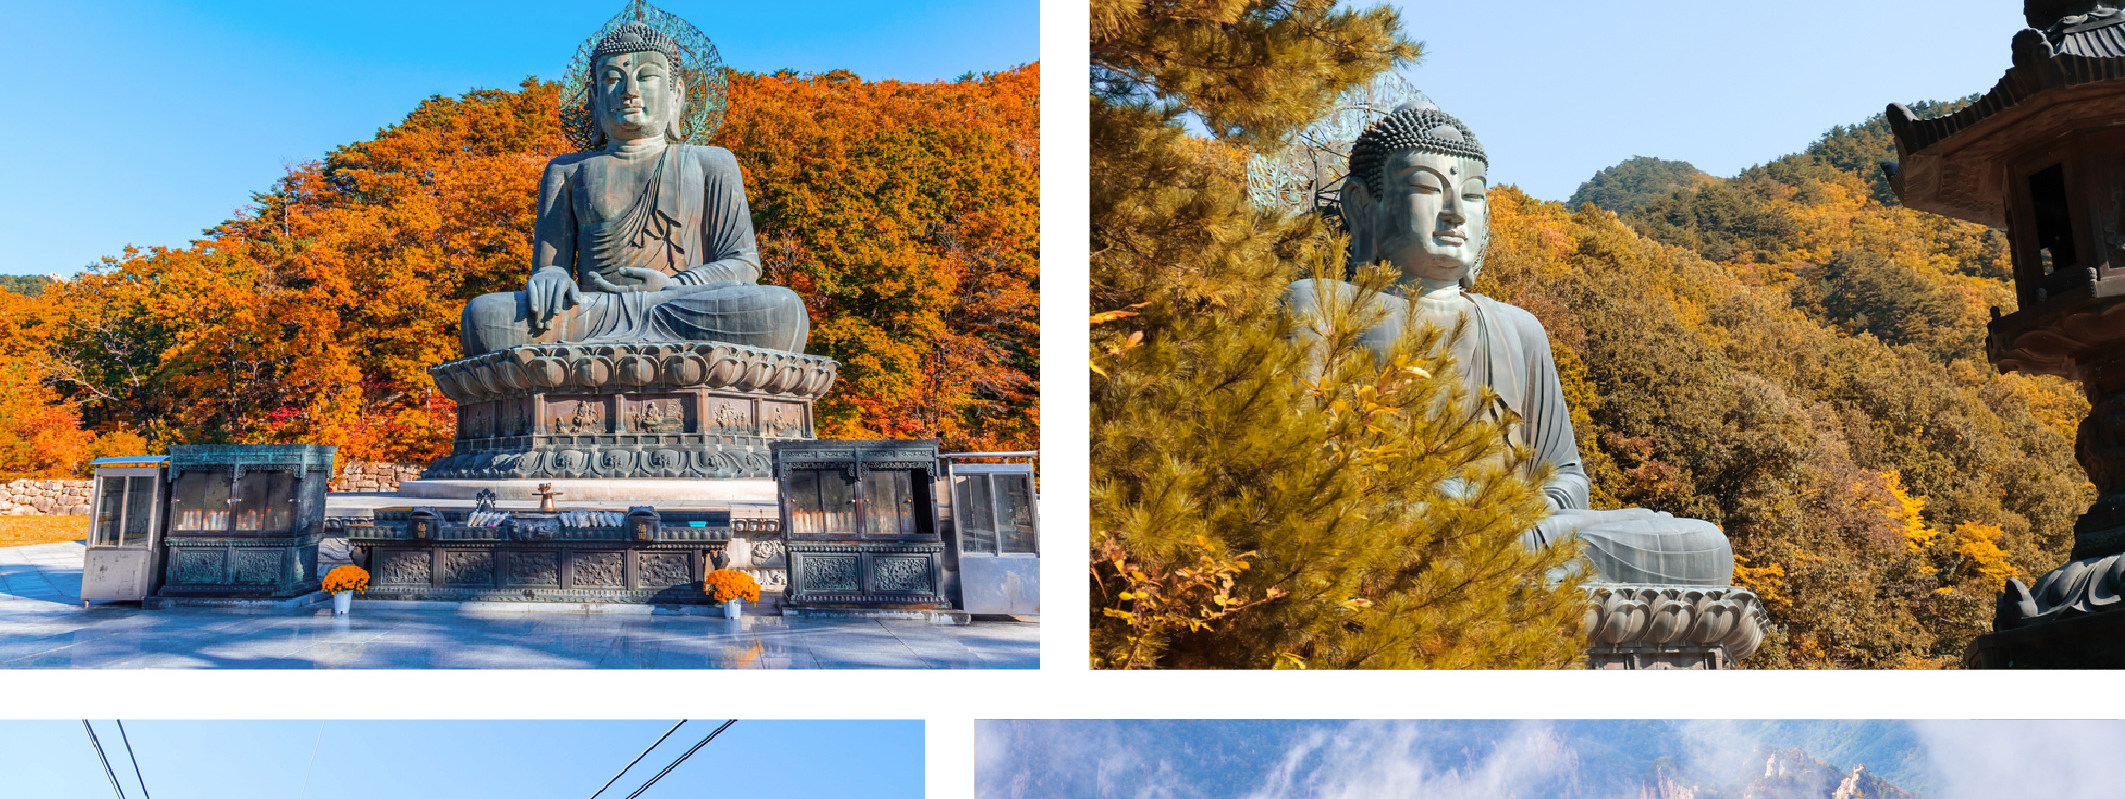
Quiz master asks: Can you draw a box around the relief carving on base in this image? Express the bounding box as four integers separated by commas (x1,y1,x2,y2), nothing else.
632,397,686,434
803,556,861,592
170,550,224,584
748,539,788,565
379,551,431,585
442,550,495,585
506,551,561,587
873,556,932,593
572,551,624,587
639,553,693,587
232,550,282,584
552,398,604,435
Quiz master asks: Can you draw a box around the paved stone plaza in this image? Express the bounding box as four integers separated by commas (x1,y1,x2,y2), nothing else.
0,543,1035,669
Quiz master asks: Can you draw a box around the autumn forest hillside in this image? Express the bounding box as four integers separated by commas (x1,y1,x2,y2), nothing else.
0,65,1039,478
1480,99,2088,667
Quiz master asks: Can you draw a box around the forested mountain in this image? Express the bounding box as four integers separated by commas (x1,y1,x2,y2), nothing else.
1483,103,2088,667
0,275,52,298
0,66,1039,478
1567,156,1709,214
978,720,1931,799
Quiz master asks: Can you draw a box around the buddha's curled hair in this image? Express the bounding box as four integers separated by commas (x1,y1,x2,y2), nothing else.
1346,101,1488,198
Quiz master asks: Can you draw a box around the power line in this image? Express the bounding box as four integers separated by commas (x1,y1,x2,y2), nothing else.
619,720,737,799
80,721,128,799
115,720,153,799
589,720,688,799
295,721,325,799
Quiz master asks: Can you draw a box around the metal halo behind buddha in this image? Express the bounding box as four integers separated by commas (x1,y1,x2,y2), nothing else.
560,1,731,151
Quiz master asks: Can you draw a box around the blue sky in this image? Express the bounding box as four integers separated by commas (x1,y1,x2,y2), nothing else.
0,719,920,799
0,0,1038,277
1382,0,2025,202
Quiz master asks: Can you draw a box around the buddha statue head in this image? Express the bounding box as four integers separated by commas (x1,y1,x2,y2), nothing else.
589,22,687,146
1343,101,1490,289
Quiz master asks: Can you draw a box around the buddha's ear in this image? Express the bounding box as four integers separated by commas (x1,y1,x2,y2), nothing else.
669,76,688,139
1340,177,1377,272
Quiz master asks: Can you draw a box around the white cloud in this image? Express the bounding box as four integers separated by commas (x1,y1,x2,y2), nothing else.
1915,720,2125,799
1241,721,1573,799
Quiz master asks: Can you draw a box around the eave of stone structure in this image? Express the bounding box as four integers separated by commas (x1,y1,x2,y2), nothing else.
1889,26,2125,228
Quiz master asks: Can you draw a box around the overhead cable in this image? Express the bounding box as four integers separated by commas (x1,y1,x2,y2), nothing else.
620,719,737,799
589,720,688,799
80,721,128,799
115,720,152,799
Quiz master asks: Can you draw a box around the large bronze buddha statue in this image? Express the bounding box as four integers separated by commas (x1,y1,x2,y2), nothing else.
1286,101,1734,586
417,10,837,486
459,21,809,356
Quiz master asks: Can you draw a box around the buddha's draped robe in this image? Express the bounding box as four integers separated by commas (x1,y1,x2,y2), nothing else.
1287,281,1734,586
460,143,810,356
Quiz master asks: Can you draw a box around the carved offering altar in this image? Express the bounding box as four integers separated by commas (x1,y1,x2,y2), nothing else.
774,440,953,616
156,445,337,600
343,500,772,605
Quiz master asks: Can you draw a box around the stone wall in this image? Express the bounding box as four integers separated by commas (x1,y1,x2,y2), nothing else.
331,460,426,493
1,478,93,515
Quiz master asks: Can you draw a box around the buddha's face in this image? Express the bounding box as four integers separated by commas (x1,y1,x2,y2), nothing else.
1371,149,1488,285
594,50,682,142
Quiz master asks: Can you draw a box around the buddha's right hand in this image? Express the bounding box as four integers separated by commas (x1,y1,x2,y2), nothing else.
527,267,580,332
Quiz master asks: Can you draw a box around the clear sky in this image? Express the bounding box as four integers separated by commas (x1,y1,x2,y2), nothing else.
0,719,921,799
0,0,1039,277
1385,0,2027,203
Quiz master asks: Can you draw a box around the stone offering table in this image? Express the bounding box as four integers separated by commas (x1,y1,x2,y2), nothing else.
344,504,786,606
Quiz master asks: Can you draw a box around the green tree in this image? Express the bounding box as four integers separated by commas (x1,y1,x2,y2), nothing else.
1568,156,1708,214
1090,0,1588,669
0,275,53,298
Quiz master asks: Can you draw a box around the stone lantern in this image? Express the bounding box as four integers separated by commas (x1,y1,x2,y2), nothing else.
1889,0,2125,667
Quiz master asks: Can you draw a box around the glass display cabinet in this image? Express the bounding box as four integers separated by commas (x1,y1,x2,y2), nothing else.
156,444,336,598
772,439,950,611
80,456,171,605
944,452,1039,616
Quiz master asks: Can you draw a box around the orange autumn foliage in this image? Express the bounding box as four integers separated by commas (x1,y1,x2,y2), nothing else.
9,65,1037,464
722,66,1040,446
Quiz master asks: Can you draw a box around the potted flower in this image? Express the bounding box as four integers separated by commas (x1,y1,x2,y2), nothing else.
322,565,369,615
706,568,761,619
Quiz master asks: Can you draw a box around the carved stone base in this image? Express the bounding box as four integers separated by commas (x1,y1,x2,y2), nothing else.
1582,584,1768,670
157,534,325,599
785,542,949,610
424,341,839,480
